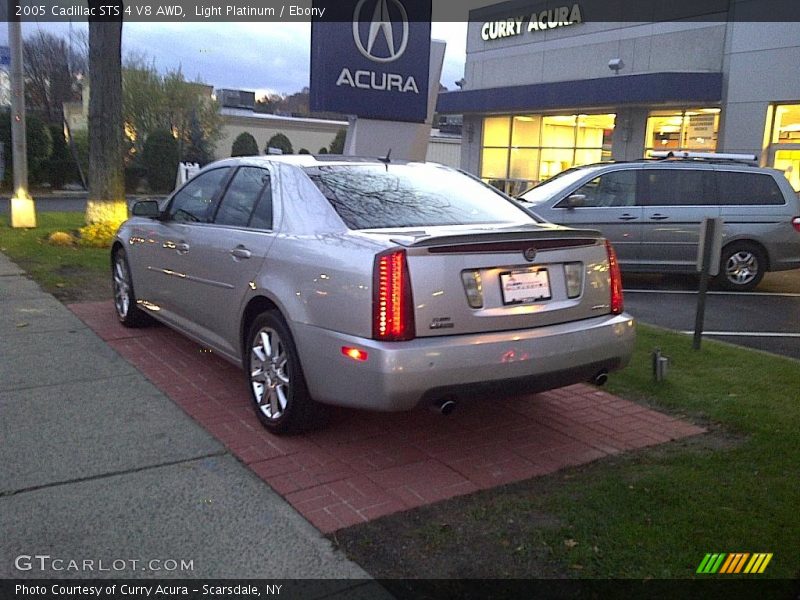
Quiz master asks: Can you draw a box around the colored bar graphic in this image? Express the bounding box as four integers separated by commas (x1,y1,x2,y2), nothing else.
758,553,773,573
719,553,735,574
698,552,772,575
697,553,726,574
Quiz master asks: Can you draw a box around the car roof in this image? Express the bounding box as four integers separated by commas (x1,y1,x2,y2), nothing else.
207,154,432,170
568,160,783,175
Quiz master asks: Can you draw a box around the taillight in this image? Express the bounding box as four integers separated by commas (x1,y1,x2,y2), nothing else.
605,240,623,315
792,217,800,233
373,249,415,341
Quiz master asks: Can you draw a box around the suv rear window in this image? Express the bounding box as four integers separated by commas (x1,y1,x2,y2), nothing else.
304,164,532,229
716,171,785,205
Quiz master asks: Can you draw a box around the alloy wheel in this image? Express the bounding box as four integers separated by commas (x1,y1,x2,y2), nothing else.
113,255,131,319
250,327,290,420
725,251,758,286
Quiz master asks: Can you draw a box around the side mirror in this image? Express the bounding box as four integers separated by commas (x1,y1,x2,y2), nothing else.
132,200,161,218
566,194,586,209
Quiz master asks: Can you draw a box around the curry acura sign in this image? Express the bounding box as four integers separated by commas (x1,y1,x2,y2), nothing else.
481,3,583,41
310,0,432,123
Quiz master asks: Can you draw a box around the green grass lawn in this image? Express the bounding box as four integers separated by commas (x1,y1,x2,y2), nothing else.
544,326,800,577
0,212,111,301
336,326,800,579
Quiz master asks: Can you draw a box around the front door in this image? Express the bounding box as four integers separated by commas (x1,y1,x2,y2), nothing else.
550,168,642,266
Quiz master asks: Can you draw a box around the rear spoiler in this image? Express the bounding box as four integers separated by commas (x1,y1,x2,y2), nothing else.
389,224,601,249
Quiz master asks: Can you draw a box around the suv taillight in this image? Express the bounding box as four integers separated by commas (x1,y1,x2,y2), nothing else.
373,249,415,341
792,217,800,233
605,240,624,315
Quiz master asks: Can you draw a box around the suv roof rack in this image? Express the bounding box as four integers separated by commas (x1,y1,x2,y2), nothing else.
648,151,758,165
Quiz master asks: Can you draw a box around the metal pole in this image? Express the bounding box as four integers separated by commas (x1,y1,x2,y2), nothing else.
8,13,36,228
693,219,717,350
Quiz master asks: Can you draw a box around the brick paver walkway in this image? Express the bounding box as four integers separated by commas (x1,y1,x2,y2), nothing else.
69,301,705,533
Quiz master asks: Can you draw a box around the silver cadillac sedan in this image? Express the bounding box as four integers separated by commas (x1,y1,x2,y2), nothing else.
112,156,635,434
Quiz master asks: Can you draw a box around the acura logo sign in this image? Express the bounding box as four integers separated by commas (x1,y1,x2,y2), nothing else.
523,247,537,262
353,0,409,63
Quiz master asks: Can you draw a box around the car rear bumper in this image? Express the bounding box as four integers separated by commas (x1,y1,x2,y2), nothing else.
292,313,636,412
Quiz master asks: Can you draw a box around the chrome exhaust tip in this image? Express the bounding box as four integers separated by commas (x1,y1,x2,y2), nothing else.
592,370,609,386
431,396,457,416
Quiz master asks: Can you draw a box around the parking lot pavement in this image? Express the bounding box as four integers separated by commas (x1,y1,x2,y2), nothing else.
623,271,800,359
70,300,705,535
0,253,370,581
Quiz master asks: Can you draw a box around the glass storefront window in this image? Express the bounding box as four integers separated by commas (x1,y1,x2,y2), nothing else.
509,148,539,181
481,113,615,193
481,148,509,180
483,116,511,147
645,108,720,155
774,150,800,191
765,104,800,191
771,104,800,144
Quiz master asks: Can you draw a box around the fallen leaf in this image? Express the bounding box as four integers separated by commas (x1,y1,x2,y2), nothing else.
564,539,578,548
16,322,29,328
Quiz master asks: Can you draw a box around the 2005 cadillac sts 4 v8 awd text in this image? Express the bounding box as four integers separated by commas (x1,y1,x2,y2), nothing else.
112,156,635,434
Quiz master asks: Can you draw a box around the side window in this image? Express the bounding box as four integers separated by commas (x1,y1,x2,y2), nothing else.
168,168,230,222
214,167,271,227
562,170,636,208
640,169,716,206
717,171,785,205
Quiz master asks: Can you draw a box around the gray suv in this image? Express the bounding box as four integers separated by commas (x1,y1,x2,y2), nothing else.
519,156,800,291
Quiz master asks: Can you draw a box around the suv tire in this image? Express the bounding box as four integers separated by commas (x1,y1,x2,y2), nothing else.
716,242,766,291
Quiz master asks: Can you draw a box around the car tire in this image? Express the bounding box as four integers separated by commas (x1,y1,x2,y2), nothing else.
245,312,327,435
715,242,766,292
112,248,150,327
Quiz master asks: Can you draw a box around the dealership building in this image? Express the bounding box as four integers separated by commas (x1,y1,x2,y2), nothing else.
436,2,800,194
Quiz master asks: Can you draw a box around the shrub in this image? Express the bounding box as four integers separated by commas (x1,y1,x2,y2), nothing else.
318,147,328,154
70,129,89,187
47,231,76,246
46,125,78,189
298,148,310,154
142,129,179,193
78,220,123,248
328,128,346,154
265,133,293,155
231,132,259,157
0,109,53,188
125,165,147,193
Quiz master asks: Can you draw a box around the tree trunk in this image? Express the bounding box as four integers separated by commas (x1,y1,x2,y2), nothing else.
85,3,127,224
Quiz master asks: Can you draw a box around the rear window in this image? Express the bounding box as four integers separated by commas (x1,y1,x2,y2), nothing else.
304,164,533,229
716,171,785,205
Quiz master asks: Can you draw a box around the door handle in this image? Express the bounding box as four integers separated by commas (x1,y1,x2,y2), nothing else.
176,242,190,253
618,214,637,221
231,246,252,259
649,214,669,220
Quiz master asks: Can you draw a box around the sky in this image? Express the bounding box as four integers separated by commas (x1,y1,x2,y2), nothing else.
1,20,470,97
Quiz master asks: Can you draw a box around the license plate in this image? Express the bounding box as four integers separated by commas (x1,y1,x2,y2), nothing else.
500,268,551,305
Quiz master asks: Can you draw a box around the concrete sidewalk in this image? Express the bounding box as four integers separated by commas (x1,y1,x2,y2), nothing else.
0,252,371,584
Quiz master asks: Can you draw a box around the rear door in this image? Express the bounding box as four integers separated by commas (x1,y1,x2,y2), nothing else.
177,166,276,357
638,166,719,269
545,169,642,266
